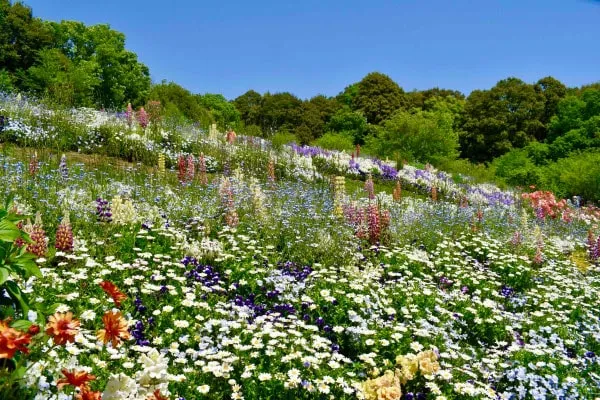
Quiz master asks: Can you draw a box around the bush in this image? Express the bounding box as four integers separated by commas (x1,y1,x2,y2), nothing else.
540,151,600,202
493,149,541,187
271,131,297,151
312,131,354,152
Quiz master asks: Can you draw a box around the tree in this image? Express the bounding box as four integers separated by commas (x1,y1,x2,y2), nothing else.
233,90,263,127
259,92,303,135
326,106,368,144
460,77,545,162
351,72,407,125
196,93,240,130
534,76,567,129
369,103,460,164
0,0,53,83
149,81,211,124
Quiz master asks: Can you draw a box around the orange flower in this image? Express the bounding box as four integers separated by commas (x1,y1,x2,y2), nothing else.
75,386,103,400
57,369,96,389
97,310,130,347
148,389,169,400
99,281,127,307
0,319,32,359
45,312,80,345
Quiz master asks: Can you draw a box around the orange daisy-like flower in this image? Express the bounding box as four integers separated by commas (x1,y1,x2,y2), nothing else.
148,389,169,400
96,310,130,347
75,386,103,400
45,311,80,345
0,319,32,359
99,281,127,307
57,369,96,389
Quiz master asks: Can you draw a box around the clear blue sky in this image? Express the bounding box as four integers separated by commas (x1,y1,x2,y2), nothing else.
24,0,600,100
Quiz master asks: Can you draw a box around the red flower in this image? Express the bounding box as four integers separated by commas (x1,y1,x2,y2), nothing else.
0,319,32,359
75,386,103,400
57,369,96,389
99,281,127,307
45,312,80,345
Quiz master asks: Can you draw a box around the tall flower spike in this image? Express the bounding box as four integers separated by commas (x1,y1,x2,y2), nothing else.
364,174,375,200
55,213,74,253
198,153,208,186
177,155,186,183
137,107,148,129
59,154,68,180
392,180,402,202
186,154,195,183
126,103,133,128
29,152,39,177
24,212,47,258
157,153,165,175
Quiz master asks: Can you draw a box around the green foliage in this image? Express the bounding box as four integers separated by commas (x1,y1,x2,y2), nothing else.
270,130,297,150
233,90,263,127
196,93,240,130
0,197,40,319
326,106,367,145
149,81,212,125
0,69,14,93
369,99,460,165
259,92,303,135
313,131,354,152
493,149,541,187
351,72,407,124
540,151,600,201
461,77,547,162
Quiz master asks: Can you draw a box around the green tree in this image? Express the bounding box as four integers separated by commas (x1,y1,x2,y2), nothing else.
326,106,368,144
460,77,545,162
149,81,211,124
352,72,407,124
196,93,240,130
259,92,303,135
369,104,460,164
0,0,53,85
534,76,567,127
233,90,263,127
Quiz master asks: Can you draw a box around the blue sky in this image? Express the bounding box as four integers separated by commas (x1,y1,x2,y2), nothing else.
25,0,600,100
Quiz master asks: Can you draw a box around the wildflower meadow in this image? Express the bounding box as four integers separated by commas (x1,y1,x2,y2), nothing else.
1,94,600,400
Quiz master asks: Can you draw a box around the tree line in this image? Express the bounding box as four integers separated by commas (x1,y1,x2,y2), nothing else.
1,0,600,199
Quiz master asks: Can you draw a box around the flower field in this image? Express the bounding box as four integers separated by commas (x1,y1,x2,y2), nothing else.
1,96,600,399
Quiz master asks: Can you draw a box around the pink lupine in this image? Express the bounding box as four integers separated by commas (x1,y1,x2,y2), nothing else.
137,107,148,129
198,153,208,186
177,155,186,184
186,154,195,182
364,174,375,200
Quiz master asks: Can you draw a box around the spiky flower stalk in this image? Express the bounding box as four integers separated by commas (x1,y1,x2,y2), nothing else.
198,153,208,186
431,186,438,202
219,178,238,227
588,230,598,262
23,212,47,258
333,176,346,217
267,158,276,184
364,174,375,201
177,155,186,184
137,107,148,129
29,152,38,177
226,130,236,144
392,180,402,202
55,213,73,253
58,154,68,180
96,198,112,223
533,226,544,266
186,154,195,183
126,103,133,128
157,153,165,175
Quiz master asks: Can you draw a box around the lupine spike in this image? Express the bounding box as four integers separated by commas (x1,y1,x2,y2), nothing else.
364,174,375,200
177,155,186,184
24,212,47,258
392,180,402,202
157,153,165,175
186,154,195,182
29,152,39,177
126,103,133,128
137,107,148,129
55,213,73,253
267,158,276,183
58,154,68,180
198,153,208,186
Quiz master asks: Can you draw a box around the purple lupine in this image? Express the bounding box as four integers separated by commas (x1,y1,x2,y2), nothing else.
96,197,112,222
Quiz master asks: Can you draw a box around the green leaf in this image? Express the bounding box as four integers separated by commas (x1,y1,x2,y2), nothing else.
10,319,33,331
0,220,19,242
0,267,9,285
5,281,29,314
